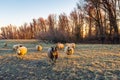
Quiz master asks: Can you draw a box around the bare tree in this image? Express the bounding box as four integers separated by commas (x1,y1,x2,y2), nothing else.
46,14,57,42
38,17,46,32
102,0,119,43
58,13,71,42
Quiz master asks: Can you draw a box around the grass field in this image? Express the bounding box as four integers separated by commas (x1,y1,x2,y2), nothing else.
0,40,120,80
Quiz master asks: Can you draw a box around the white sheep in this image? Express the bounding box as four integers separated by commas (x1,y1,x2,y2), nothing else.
16,46,27,56
47,46,58,63
13,44,23,51
64,46,74,55
36,45,42,51
3,43,7,48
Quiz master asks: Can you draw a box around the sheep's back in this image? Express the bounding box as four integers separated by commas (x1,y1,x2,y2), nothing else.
17,46,27,55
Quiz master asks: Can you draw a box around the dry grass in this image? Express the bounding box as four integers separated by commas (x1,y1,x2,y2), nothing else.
0,40,120,80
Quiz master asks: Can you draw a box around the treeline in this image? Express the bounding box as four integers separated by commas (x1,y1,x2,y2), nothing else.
0,0,120,44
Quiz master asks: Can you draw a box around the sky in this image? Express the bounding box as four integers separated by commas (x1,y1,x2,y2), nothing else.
0,0,79,27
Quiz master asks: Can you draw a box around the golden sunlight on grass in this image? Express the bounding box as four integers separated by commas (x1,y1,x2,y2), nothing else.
0,40,120,80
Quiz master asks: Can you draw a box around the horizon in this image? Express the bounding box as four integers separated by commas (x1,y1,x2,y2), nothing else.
0,0,81,27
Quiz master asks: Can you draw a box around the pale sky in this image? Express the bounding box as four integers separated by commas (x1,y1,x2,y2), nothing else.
0,0,79,27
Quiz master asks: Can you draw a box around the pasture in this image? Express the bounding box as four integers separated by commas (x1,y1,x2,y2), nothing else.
0,40,120,80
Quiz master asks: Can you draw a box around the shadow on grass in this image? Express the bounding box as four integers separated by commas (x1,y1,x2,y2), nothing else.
0,54,120,80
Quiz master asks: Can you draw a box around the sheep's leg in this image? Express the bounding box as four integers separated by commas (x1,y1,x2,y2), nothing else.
53,56,58,63
50,57,55,65
51,58,55,65
53,59,56,63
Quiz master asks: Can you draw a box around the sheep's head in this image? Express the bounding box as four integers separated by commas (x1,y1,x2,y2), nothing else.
51,47,58,56
37,45,42,51
17,49,21,55
67,47,74,55
67,47,72,52
19,45,23,47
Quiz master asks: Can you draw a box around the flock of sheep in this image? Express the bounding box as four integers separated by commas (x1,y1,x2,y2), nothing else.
6,42,75,64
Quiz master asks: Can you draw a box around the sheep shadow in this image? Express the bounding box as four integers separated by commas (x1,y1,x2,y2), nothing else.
0,55,55,80
27,47,48,54
0,48,14,55
0,53,120,80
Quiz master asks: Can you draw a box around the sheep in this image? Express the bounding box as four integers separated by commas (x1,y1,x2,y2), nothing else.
16,46,27,56
64,46,74,55
36,45,42,51
13,44,23,51
47,46,58,63
3,43,7,48
65,43,75,49
56,43,64,49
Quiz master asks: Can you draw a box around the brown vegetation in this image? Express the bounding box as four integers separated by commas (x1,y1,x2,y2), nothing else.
0,0,120,44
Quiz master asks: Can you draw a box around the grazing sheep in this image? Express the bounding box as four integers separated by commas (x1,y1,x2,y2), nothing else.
36,45,42,51
56,43,64,49
65,43,75,49
16,46,27,56
13,44,23,51
47,46,58,63
64,46,74,55
3,43,7,48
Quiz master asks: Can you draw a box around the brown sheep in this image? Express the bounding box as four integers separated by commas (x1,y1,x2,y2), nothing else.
56,43,64,49
36,45,42,51
47,46,58,63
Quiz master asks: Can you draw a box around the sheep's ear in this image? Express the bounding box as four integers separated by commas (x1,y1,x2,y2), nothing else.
55,46,58,51
68,47,70,49
68,47,70,51
51,47,54,51
20,45,22,47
